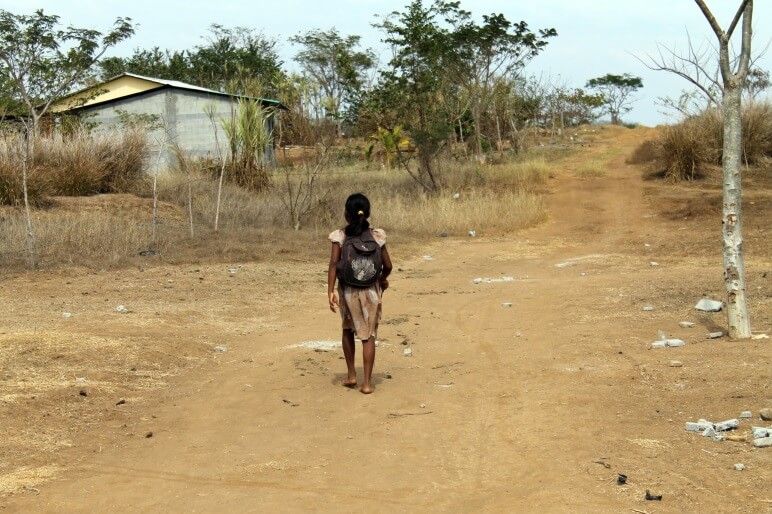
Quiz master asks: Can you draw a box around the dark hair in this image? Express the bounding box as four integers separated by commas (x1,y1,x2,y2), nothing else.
344,193,371,237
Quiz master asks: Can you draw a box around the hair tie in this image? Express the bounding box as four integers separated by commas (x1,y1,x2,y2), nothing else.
357,210,364,216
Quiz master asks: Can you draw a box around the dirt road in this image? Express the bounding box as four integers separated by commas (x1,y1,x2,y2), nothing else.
2,127,770,512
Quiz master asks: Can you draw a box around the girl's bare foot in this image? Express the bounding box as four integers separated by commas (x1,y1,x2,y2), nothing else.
343,376,357,388
360,384,373,394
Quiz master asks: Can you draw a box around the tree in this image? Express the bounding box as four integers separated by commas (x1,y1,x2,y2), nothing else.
290,28,375,132
0,9,135,268
189,24,284,96
694,0,753,339
449,11,556,158
99,47,189,82
643,1,754,338
585,73,643,124
370,0,461,192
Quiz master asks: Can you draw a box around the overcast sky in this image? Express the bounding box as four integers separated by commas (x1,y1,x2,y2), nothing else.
3,1,770,126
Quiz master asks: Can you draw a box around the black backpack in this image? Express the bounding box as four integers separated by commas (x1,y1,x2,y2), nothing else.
337,229,383,287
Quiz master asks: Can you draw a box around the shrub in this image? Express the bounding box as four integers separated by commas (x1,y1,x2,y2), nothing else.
742,101,772,165
647,101,772,181
0,136,51,206
0,129,150,202
652,110,721,181
627,139,658,165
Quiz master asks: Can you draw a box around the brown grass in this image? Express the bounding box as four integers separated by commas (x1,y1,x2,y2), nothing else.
0,129,149,205
0,146,558,271
636,101,772,181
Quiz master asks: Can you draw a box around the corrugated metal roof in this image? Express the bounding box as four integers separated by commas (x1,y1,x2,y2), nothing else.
110,73,286,108
117,72,223,95
56,73,287,111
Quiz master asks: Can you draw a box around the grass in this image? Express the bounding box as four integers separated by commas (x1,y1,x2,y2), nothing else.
0,142,560,271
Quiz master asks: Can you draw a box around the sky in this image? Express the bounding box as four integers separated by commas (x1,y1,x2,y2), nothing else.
2,0,770,126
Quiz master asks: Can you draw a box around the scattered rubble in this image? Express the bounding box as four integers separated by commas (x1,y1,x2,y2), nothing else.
686,416,772,449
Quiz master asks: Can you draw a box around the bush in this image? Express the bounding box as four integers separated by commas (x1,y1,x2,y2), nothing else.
742,101,772,165
657,115,719,180
627,139,658,165
646,101,772,181
0,128,150,204
0,136,50,206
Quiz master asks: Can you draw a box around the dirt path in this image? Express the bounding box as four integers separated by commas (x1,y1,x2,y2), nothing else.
2,127,770,513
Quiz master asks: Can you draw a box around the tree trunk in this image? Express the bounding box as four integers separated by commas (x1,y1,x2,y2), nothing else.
22,124,37,269
721,86,751,338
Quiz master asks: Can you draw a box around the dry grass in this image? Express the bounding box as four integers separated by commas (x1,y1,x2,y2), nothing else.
0,146,559,271
637,101,772,181
0,129,149,205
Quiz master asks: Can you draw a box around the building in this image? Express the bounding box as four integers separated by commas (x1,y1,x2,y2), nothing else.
52,73,286,170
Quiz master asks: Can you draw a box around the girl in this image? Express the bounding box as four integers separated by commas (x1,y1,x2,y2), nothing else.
328,193,392,394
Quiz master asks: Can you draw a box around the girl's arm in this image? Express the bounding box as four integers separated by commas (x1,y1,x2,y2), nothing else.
379,245,393,291
328,243,341,312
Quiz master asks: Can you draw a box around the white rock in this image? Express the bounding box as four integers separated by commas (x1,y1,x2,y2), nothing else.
669,360,683,367
752,427,771,439
62,312,72,318
468,230,476,237
734,463,746,471
695,298,723,312
706,331,724,339
739,411,752,419
714,418,739,432
651,341,667,349
650,261,659,267
752,437,772,448
679,321,696,328
501,302,513,308
403,348,413,357
643,306,654,312
115,305,129,314
214,346,228,353
666,339,685,347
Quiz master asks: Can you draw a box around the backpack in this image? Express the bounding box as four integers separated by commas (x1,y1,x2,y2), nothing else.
337,229,383,287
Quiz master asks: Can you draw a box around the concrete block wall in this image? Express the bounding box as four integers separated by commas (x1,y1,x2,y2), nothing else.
79,88,274,172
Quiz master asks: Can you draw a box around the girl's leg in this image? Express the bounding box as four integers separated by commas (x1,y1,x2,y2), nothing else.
360,336,376,394
341,329,357,387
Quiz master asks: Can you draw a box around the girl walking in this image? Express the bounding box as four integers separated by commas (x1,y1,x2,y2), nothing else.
328,193,392,394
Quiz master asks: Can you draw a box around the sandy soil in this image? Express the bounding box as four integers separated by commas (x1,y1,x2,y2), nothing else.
1,126,770,513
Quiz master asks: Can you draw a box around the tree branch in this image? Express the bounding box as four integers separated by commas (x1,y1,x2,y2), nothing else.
727,0,752,41
694,0,724,41
737,0,753,77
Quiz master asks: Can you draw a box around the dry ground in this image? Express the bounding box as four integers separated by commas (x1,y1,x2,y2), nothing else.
1,126,770,513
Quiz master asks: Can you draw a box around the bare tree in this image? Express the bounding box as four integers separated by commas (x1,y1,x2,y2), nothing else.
644,2,756,338
648,2,755,338
696,0,754,339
